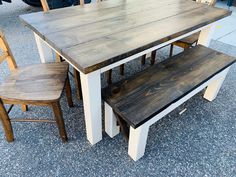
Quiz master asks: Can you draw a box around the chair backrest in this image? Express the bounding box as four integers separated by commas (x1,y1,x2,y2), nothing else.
40,0,91,11
0,31,17,72
196,0,217,6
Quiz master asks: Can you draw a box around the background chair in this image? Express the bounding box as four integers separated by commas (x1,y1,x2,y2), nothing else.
169,0,217,57
0,31,73,142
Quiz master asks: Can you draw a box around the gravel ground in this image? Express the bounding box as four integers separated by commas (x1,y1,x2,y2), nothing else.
0,1,236,177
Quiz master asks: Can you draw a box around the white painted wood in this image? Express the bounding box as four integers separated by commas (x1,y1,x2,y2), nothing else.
197,23,216,47
204,68,230,101
105,102,120,138
100,24,213,73
34,33,54,63
80,70,102,145
128,125,150,161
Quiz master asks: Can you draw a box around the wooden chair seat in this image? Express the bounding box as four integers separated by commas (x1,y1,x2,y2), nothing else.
169,0,217,57
103,45,235,160
0,62,68,103
174,32,200,46
0,31,73,143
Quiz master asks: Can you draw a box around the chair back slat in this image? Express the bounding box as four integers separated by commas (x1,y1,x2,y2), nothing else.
196,0,217,6
41,0,88,10
40,0,50,12
80,0,84,6
0,31,17,71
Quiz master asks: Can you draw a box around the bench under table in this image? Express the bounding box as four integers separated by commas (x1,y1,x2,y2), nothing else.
103,45,236,161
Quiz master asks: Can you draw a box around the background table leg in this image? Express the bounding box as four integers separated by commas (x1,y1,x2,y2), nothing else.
204,67,230,101
34,33,54,63
197,23,216,47
80,70,102,145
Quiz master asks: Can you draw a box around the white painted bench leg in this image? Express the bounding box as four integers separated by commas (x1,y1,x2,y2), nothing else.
80,70,102,145
34,33,54,63
105,102,120,138
204,68,230,101
128,125,150,161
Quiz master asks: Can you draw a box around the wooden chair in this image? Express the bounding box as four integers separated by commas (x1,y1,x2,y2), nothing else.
169,0,217,57
41,0,83,100
0,31,73,142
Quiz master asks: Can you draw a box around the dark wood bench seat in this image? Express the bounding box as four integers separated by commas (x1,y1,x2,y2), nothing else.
103,45,236,161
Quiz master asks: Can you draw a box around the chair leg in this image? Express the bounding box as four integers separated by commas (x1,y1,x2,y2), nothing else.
21,105,28,112
51,101,68,142
55,54,62,62
106,70,112,85
120,64,125,76
169,44,174,57
0,99,14,142
141,54,146,65
73,68,83,100
65,76,73,107
150,50,156,65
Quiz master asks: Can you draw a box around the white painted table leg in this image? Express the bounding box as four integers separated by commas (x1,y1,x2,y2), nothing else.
204,67,230,101
128,125,150,161
197,23,216,47
105,102,120,138
34,33,54,63
80,70,102,145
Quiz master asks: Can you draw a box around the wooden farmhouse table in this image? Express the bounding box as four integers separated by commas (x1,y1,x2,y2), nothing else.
20,0,231,145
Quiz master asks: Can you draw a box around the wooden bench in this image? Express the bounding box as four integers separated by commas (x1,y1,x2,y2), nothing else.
103,45,236,161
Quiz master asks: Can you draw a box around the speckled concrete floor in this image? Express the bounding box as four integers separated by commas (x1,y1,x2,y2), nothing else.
0,1,235,177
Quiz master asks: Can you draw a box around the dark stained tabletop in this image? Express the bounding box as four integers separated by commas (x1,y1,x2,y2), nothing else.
20,0,231,74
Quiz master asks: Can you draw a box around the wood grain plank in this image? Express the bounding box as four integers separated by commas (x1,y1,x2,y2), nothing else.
20,0,178,25
0,63,69,103
20,0,231,74
29,0,189,36
103,45,236,128
45,0,202,50
61,6,231,73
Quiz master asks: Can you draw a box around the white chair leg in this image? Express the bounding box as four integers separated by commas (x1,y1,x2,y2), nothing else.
105,102,120,138
128,125,149,161
204,67,230,101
